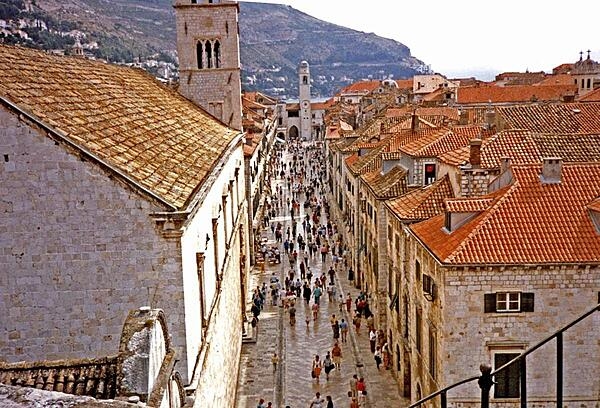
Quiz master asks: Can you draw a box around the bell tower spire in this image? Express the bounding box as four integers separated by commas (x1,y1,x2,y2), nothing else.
174,0,243,131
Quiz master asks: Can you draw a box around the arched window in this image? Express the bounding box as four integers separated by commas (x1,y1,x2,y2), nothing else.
214,41,221,68
206,41,213,68
196,42,203,69
302,75,308,85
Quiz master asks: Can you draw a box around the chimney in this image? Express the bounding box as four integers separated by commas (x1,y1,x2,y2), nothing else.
500,157,511,173
458,109,468,125
411,110,418,132
540,158,562,184
469,139,482,168
485,107,496,130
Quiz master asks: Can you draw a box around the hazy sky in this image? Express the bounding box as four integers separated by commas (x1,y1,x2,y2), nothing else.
243,0,600,79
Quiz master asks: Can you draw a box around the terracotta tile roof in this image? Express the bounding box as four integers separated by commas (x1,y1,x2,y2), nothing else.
386,174,454,222
242,91,277,106
577,87,600,102
361,165,408,199
410,163,600,264
347,143,386,176
497,102,600,133
399,126,486,158
396,79,414,90
0,357,118,399
0,44,239,210
457,84,576,104
325,126,341,140
386,116,437,133
386,128,444,152
339,80,381,95
438,129,541,168
534,74,574,86
444,197,494,212
332,136,362,153
530,133,600,162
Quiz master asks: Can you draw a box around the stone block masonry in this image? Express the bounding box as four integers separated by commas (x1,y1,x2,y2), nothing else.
0,108,189,381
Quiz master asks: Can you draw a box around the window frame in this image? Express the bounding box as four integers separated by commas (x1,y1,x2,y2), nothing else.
496,292,520,312
493,352,521,399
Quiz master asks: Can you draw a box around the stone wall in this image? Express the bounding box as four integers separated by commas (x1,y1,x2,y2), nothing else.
443,264,600,406
389,228,600,406
0,109,185,377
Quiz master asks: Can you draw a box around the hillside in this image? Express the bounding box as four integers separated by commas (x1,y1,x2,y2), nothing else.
2,0,428,98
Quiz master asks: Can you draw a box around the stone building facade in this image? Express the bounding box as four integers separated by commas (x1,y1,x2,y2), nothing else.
0,43,249,408
401,162,600,406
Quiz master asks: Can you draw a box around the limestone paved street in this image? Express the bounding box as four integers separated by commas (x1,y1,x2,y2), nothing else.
236,143,408,408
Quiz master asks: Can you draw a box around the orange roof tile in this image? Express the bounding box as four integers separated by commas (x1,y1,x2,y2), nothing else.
399,126,486,158
410,163,600,264
534,74,574,86
347,143,386,175
386,174,454,222
339,80,381,95
577,87,600,102
444,197,494,213
0,44,238,210
497,102,600,133
438,129,541,168
395,79,413,90
361,165,408,199
457,84,576,104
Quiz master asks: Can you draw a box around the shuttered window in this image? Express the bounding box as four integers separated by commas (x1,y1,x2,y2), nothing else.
484,292,534,313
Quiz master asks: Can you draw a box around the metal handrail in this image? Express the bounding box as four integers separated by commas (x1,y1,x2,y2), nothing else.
409,303,599,408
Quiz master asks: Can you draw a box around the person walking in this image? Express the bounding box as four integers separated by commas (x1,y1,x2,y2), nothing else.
326,395,334,408
312,355,323,382
271,352,279,372
310,392,325,408
345,293,352,313
349,397,359,408
356,377,366,395
332,342,342,370
349,374,358,398
353,312,362,335
339,318,349,343
369,329,377,353
374,346,382,369
324,351,334,380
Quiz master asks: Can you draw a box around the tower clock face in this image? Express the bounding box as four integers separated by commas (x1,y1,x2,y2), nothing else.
302,100,309,109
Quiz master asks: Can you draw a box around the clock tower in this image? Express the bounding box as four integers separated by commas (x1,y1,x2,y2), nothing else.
298,60,312,140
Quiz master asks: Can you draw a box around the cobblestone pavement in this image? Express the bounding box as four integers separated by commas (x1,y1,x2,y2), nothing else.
236,143,409,408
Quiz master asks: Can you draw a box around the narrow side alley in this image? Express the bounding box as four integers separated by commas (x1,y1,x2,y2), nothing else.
236,141,406,408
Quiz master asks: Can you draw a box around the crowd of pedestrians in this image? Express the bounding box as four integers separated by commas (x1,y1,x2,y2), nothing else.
251,139,388,407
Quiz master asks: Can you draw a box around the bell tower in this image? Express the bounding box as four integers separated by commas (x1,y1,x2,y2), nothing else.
298,60,312,140
174,0,243,131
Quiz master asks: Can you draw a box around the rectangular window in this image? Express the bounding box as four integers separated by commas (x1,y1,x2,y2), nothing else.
415,260,421,281
415,307,422,352
494,353,520,398
428,326,437,379
497,292,519,311
484,292,534,313
424,163,436,185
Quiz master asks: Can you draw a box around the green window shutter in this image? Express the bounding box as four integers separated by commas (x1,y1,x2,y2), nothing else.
484,293,496,313
521,292,534,312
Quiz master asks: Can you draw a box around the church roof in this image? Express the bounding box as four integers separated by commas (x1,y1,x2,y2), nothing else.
0,44,239,210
